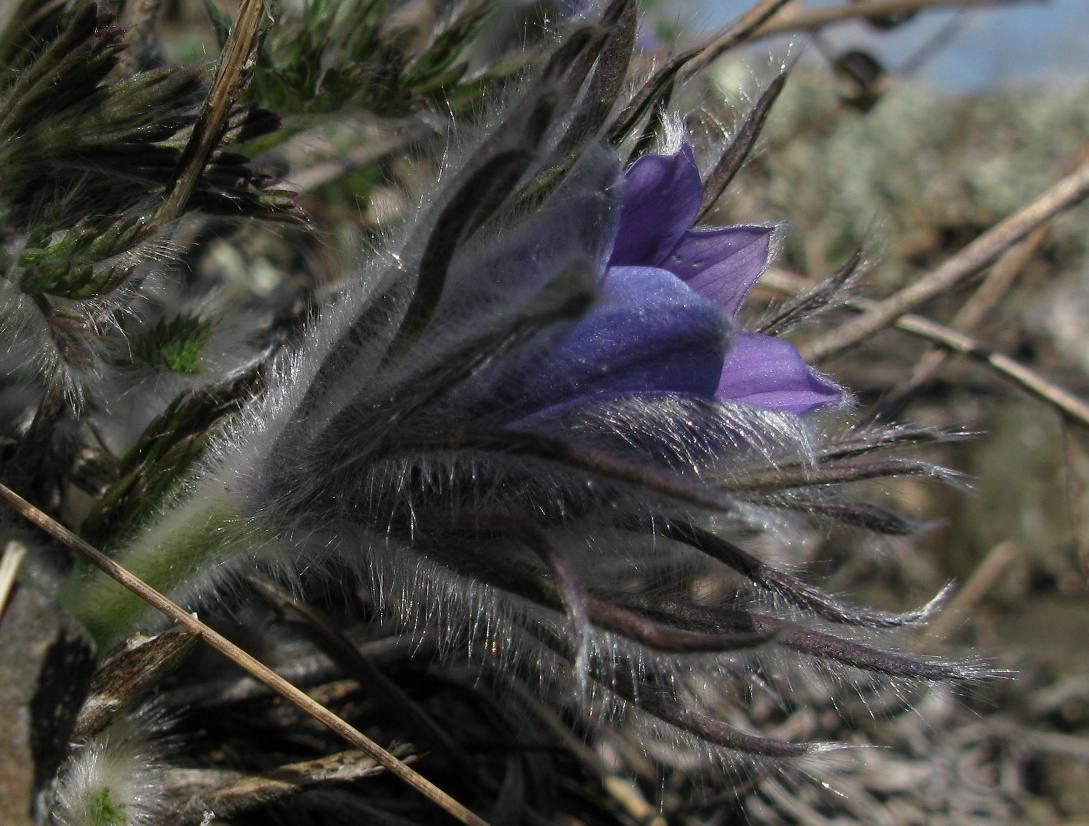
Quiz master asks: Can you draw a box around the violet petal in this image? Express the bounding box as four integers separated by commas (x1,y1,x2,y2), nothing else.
716,331,842,414
609,145,703,268
664,225,776,316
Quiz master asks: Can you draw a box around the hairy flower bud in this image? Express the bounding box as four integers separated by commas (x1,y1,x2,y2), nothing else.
64,12,980,766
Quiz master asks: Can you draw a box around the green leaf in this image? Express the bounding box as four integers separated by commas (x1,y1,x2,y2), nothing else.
80,366,264,546
126,315,214,375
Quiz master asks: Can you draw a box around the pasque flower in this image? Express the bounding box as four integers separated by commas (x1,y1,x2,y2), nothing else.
612,143,843,412
65,11,975,765
518,143,842,421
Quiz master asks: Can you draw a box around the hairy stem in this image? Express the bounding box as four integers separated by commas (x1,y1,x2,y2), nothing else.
60,492,246,646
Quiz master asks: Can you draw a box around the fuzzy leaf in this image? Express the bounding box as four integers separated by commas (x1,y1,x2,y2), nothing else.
80,367,263,545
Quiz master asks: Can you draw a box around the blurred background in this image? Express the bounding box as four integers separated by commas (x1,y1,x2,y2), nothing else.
697,0,1089,90
659,1,1089,821
151,0,1089,820
4,1,1086,823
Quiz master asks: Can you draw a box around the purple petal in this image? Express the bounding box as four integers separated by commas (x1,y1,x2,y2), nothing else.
609,145,703,268
515,266,730,417
663,225,776,316
716,332,842,414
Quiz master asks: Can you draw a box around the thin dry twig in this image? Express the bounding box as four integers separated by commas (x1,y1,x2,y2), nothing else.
761,270,1089,430
879,140,1089,418
750,0,1033,41
880,310,1089,429
801,158,1089,363
154,0,266,226
877,225,1053,418
918,541,1020,645
0,539,26,617
248,574,478,776
167,747,418,825
0,482,489,826
685,0,794,76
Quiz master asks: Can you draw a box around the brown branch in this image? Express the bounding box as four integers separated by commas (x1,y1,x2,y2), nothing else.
166,747,418,825
750,0,1033,41
878,140,1089,417
762,270,1089,430
685,0,794,76
154,0,266,226
0,482,489,826
881,310,1089,429
799,161,1089,362
0,540,26,618
877,224,1052,418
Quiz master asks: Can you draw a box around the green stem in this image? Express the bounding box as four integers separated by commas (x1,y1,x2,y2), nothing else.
61,495,251,648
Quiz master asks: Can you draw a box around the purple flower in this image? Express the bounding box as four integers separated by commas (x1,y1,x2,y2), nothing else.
512,265,730,419
523,144,841,418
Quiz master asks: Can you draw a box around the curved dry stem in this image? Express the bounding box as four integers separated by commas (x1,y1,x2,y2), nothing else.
802,161,1089,362
750,0,1032,43
665,523,949,628
623,598,978,681
527,623,829,758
